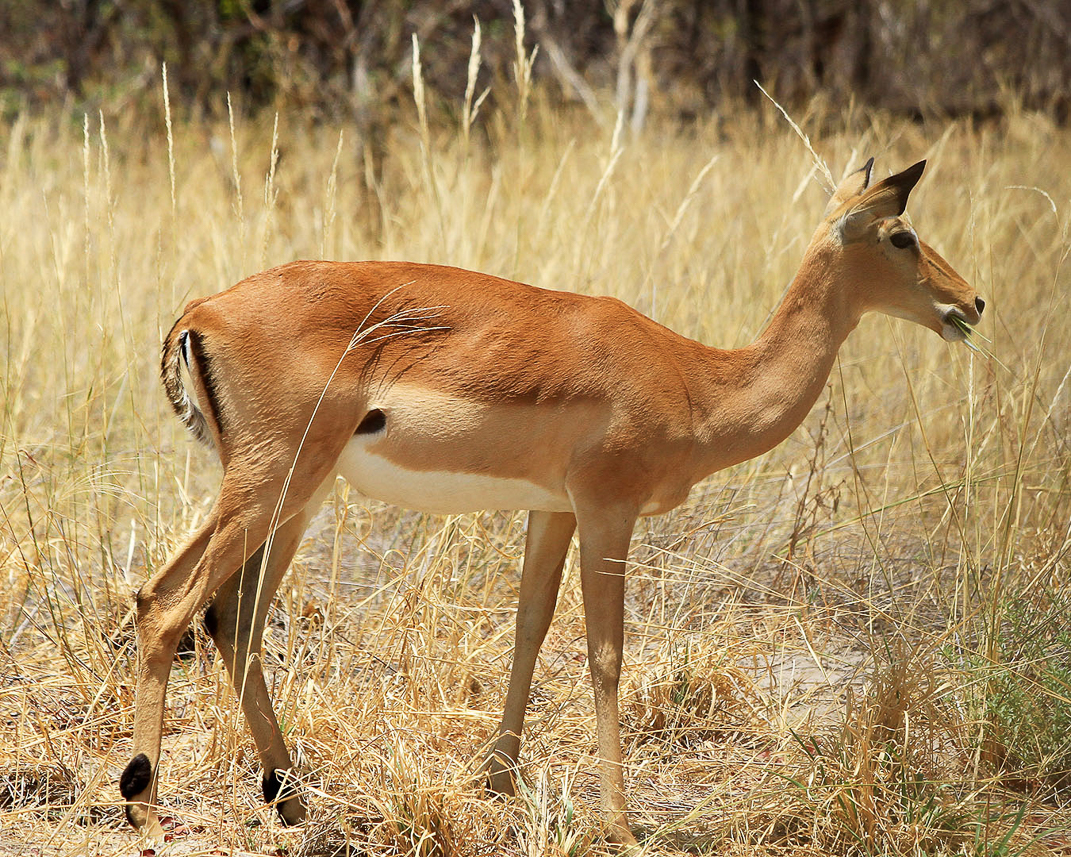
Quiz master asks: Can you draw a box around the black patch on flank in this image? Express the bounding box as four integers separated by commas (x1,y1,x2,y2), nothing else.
119,753,153,800
355,408,386,435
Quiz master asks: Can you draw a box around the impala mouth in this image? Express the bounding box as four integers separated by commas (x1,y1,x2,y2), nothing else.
940,307,976,342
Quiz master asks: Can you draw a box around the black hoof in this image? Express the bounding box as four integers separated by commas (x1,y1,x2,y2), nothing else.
119,753,153,800
263,768,305,825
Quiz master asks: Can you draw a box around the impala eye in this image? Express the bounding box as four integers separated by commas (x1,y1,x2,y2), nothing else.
890,231,917,249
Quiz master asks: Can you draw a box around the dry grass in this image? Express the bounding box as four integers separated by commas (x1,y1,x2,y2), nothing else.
2,59,1071,857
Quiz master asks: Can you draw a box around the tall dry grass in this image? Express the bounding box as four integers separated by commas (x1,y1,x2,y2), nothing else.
1,60,1070,856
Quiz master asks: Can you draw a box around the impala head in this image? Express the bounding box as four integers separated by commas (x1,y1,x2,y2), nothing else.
825,157,984,341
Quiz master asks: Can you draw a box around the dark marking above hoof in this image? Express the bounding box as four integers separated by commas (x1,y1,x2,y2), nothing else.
263,768,305,825
120,753,153,800
263,768,306,826
262,768,284,804
355,408,386,435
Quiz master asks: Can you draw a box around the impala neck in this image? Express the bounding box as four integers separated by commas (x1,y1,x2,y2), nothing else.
692,239,862,476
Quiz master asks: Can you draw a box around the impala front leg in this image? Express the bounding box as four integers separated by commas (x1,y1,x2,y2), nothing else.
488,510,576,794
576,505,638,847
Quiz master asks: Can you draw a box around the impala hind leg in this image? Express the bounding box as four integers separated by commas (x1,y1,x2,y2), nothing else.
121,465,329,833
487,510,576,795
120,517,216,835
204,505,315,826
575,507,637,847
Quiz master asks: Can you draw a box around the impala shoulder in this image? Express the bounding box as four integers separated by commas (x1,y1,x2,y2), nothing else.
587,292,645,319
565,293,659,344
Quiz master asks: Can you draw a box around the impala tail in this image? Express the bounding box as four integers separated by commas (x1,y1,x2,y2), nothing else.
161,319,218,449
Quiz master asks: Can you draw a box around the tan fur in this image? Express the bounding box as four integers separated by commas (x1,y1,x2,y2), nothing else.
125,160,982,845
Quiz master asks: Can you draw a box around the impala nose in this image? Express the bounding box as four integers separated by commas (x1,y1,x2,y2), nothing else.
975,296,985,315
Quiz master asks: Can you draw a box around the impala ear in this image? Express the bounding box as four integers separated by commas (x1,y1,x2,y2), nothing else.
837,159,926,243
825,157,874,216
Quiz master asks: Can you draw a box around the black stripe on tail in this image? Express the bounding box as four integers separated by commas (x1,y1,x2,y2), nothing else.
161,321,220,447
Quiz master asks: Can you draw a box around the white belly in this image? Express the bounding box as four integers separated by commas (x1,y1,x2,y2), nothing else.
335,437,571,515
